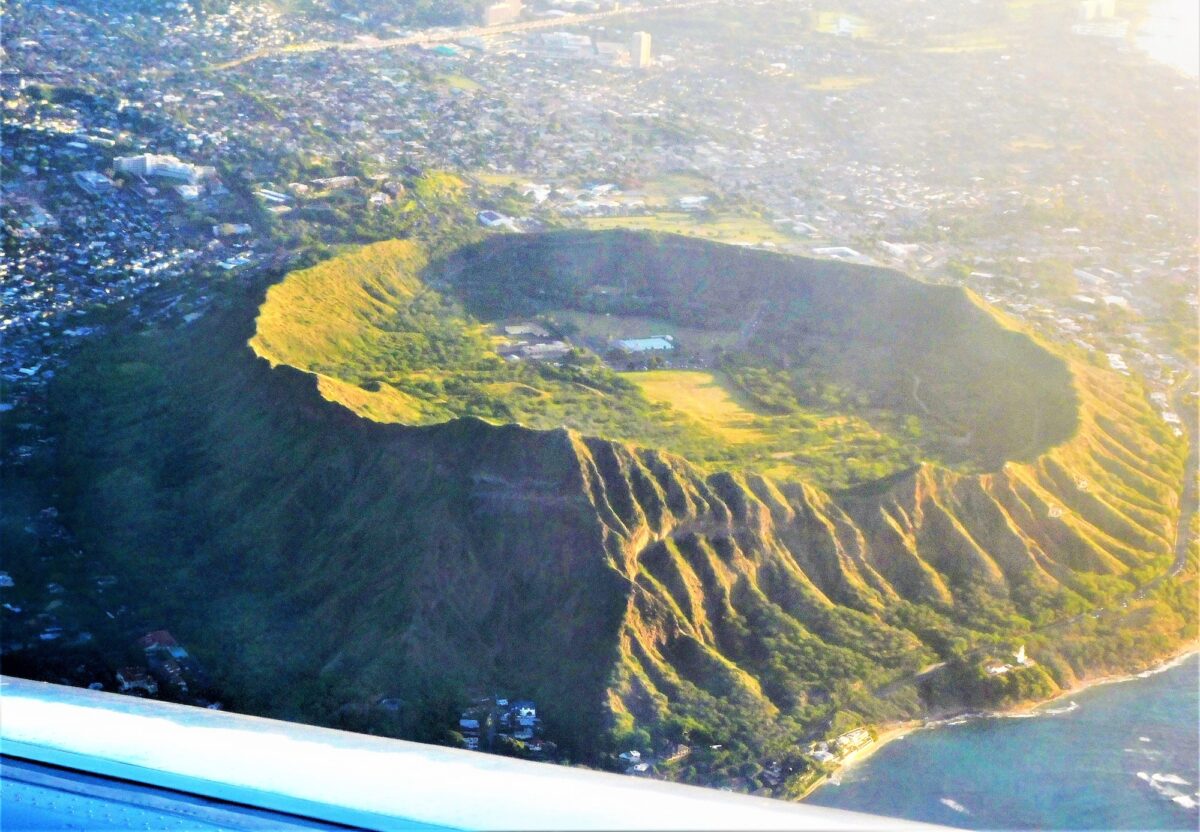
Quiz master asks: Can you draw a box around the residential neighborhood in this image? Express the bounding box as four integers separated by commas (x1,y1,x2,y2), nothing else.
0,0,1195,794
455,695,558,760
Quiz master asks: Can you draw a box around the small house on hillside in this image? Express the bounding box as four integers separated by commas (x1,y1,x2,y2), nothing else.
115,667,158,696
135,630,178,651
136,629,190,661
504,323,550,338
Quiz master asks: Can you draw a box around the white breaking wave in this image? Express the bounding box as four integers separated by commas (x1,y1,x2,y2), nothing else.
1152,773,1191,786
931,699,1082,730
1135,651,1196,679
1041,701,1079,716
986,700,1078,721
1124,747,1164,759
939,798,970,815
1137,772,1199,811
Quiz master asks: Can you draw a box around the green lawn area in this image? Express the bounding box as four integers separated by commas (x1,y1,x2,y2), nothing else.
812,10,875,39
618,369,923,485
920,30,1010,53
620,370,768,446
580,213,793,247
804,75,877,92
437,74,482,92
472,170,536,188
473,171,718,209
1007,136,1056,152
1005,0,1062,22
626,172,716,208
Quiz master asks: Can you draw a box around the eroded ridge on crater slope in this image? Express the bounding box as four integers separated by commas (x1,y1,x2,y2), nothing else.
59,230,1191,798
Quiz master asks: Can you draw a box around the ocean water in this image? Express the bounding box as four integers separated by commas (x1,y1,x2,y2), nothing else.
1136,0,1200,78
808,653,1200,830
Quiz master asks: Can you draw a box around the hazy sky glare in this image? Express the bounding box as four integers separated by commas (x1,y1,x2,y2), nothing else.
1137,0,1200,78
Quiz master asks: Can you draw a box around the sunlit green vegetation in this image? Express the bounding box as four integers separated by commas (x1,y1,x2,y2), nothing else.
46,228,1194,799
249,233,946,488
620,370,766,445
920,31,1009,53
811,10,875,39
624,171,719,208
580,212,794,247
803,75,877,91
435,73,481,92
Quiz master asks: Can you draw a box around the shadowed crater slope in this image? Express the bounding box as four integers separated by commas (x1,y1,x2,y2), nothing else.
54,231,1192,797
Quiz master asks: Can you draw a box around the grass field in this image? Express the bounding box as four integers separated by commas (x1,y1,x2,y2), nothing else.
472,171,717,208
620,370,767,446
1007,137,1056,152
472,170,536,188
437,74,481,92
920,31,1009,53
1004,0,1068,22
619,368,931,483
812,10,875,39
804,75,877,92
626,172,716,208
580,213,794,247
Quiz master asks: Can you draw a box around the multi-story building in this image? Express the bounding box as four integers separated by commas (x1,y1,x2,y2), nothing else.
630,31,652,69
481,0,522,27
114,154,214,185
73,170,115,196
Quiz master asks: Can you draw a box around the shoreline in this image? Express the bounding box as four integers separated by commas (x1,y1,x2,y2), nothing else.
794,722,923,800
799,642,1200,801
831,721,921,776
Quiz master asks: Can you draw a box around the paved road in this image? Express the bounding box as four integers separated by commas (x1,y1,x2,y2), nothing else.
1168,370,1198,576
212,0,719,71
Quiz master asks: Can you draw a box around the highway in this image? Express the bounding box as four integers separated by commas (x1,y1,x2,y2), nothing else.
212,1,719,71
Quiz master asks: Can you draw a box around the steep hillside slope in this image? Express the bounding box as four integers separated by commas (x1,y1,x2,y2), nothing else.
53,234,1195,797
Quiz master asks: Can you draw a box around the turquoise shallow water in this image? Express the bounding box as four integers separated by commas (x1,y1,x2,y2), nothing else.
808,653,1200,830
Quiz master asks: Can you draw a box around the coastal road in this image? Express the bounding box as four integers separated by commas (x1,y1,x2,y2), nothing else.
212,0,720,71
872,662,946,700
1168,370,1197,577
